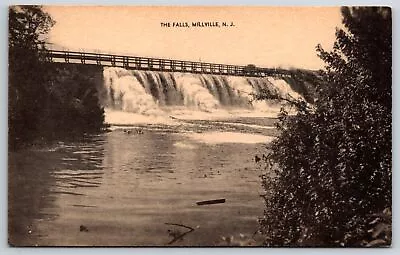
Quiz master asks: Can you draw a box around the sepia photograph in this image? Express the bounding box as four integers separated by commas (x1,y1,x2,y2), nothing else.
8,5,391,247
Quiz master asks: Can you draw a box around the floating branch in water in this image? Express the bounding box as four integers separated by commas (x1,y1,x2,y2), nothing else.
165,222,195,245
196,198,226,205
79,225,89,232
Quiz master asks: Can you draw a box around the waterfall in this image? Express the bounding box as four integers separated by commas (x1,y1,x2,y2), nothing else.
102,67,304,117
103,68,161,115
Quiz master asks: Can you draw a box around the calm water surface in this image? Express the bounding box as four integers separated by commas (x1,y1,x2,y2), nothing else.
9,117,277,246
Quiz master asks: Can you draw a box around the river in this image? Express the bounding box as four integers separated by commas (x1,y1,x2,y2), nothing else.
9,114,277,246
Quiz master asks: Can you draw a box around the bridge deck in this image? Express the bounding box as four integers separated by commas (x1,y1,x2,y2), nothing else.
42,50,288,77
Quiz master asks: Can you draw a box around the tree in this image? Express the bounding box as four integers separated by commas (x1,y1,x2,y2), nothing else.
8,6,55,148
9,6,54,50
259,7,391,246
9,6,105,149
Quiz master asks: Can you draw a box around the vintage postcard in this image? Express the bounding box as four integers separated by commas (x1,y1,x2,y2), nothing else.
8,6,391,247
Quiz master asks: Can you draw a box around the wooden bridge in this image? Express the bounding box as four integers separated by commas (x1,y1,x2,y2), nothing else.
42,50,290,77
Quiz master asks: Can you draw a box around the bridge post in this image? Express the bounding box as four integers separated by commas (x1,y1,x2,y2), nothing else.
96,54,101,65
134,57,140,69
147,59,153,70
64,52,69,63
111,56,116,66
80,52,85,64
123,56,129,68
46,50,53,62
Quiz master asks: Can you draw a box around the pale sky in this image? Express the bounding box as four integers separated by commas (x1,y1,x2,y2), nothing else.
44,6,342,70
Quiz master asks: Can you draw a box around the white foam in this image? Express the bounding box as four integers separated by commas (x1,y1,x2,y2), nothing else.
103,67,162,115
173,73,220,111
225,76,254,100
212,121,275,130
102,67,305,124
173,142,197,149
104,109,178,125
184,131,275,144
266,77,303,101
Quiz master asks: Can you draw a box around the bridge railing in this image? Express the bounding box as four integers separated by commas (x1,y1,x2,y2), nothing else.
41,49,285,77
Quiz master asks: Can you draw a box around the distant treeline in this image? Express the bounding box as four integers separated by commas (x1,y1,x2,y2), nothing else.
9,6,105,150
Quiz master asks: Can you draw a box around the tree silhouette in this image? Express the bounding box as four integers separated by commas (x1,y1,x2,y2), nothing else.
260,7,391,246
9,6,55,148
9,6,105,149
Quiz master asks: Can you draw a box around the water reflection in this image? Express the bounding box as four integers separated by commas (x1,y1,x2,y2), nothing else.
8,135,106,246
9,150,58,246
10,121,268,246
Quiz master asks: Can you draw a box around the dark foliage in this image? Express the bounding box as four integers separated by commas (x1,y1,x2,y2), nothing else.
9,6,55,146
9,6,105,150
259,7,391,246
37,65,105,139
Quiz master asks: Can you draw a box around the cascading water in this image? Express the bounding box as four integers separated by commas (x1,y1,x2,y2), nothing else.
101,67,304,123
173,73,220,111
103,68,162,115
